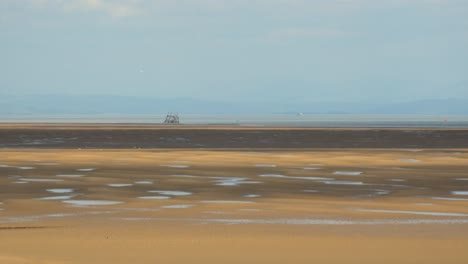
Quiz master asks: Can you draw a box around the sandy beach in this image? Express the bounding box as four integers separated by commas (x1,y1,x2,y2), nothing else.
1,126,468,263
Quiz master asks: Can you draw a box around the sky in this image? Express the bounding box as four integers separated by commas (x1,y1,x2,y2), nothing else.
1,0,468,103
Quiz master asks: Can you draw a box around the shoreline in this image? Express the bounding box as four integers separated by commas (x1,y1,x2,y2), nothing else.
1,123,468,129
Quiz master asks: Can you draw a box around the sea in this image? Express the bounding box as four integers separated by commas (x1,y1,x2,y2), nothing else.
1,115,468,127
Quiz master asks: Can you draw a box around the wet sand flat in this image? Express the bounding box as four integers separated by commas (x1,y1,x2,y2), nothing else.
1,125,468,263
1,147,468,263
1,124,468,148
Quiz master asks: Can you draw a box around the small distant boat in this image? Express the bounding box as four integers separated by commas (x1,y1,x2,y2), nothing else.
296,112,304,117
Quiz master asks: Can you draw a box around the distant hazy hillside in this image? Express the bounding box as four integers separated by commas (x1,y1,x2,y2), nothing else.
1,95,467,115
367,99,468,115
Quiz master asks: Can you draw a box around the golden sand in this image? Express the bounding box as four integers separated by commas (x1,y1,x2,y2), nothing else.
1,149,468,263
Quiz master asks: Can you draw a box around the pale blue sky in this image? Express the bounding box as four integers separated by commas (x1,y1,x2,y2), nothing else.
1,0,467,103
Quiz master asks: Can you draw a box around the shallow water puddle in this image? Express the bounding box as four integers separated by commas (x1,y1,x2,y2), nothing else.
452,191,468,195
108,184,134,187
455,178,468,181
333,171,362,176
243,194,260,198
161,204,194,209
259,174,333,181
356,208,468,217
56,174,85,178
135,181,153,184
36,163,60,166
13,181,28,184
63,200,123,206
170,174,203,178
321,180,365,185
16,166,35,170
47,188,74,193
77,168,96,172
215,177,246,186
0,211,117,224
138,196,171,200
20,178,64,182
148,190,192,196
389,179,406,182
118,217,154,221
374,189,391,195
36,195,75,201
215,177,262,186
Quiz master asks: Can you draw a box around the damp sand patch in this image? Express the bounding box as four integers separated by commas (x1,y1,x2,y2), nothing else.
254,164,277,168
161,165,190,168
399,159,421,163
355,208,468,217
112,217,468,225
56,174,85,178
431,197,468,201
20,178,64,182
203,218,468,225
36,163,60,166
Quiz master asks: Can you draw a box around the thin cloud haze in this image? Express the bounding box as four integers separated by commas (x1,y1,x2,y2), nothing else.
1,0,467,103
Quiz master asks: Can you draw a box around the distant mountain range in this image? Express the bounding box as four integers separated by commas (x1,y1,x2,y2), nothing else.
1,94,468,115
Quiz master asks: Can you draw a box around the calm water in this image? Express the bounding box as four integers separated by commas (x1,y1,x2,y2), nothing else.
1,115,468,127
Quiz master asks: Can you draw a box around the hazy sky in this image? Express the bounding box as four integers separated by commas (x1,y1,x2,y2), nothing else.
1,0,467,103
